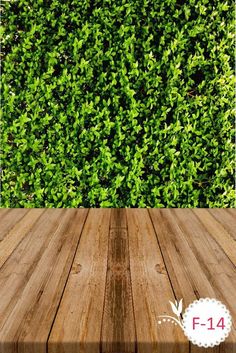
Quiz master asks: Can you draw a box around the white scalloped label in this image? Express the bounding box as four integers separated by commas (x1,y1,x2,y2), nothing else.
182,298,232,348
158,298,232,348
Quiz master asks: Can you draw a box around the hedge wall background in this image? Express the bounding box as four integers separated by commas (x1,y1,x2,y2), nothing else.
1,0,235,207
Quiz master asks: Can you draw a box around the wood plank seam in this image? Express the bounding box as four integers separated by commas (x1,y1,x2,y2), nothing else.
99,210,111,353
128,209,189,352
208,210,236,241
148,209,192,352
48,209,111,353
171,210,236,353
0,209,30,242
100,209,137,353
149,210,222,353
173,210,236,317
0,209,46,271
45,209,89,353
148,209,182,313
125,210,138,353
193,211,236,270
0,209,234,353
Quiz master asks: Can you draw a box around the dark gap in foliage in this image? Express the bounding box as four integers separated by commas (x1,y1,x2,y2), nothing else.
190,70,205,85
175,0,185,5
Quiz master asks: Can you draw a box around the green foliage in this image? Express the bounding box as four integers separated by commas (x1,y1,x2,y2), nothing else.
1,0,235,207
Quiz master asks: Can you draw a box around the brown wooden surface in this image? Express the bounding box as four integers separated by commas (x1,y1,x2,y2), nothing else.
127,209,188,353
49,209,110,353
0,209,235,353
101,209,136,353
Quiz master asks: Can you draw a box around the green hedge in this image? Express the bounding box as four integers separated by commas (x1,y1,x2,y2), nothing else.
1,0,235,207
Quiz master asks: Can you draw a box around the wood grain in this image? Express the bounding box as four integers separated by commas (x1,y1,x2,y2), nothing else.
173,210,236,317
101,209,135,353
0,209,88,353
150,209,224,353
209,209,236,241
173,209,236,353
110,208,127,229
0,209,235,353
0,209,29,241
0,210,64,334
127,209,188,353
193,209,236,266
48,209,111,353
0,209,44,269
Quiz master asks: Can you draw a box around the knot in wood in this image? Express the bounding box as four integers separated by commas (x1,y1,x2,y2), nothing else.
155,263,166,275
72,263,82,274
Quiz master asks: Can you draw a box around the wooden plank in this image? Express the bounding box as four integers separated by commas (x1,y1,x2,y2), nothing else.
149,209,216,300
209,209,236,241
0,208,235,352
0,210,10,219
172,210,236,353
0,209,45,269
110,208,127,229
48,209,111,353
0,209,64,330
0,209,88,353
172,210,236,317
101,209,135,353
0,209,29,241
149,209,220,353
226,209,236,217
127,209,188,353
193,209,236,266
175,209,236,353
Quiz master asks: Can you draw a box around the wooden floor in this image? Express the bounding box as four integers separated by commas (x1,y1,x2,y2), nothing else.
0,209,235,353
